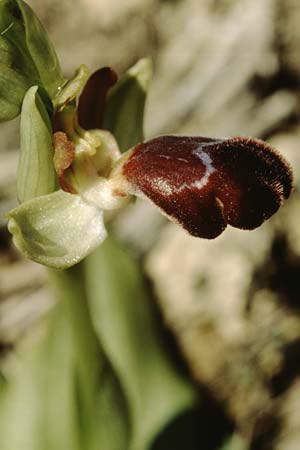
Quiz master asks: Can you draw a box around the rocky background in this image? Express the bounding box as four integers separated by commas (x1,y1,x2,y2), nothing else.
1,0,300,448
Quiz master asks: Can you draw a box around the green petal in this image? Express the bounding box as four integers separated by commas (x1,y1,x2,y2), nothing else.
0,0,64,121
103,58,153,152
7,190,106,269
18,86,57,203
53,64,90,111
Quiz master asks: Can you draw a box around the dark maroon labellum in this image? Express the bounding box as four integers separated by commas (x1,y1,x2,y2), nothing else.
123,136,293,239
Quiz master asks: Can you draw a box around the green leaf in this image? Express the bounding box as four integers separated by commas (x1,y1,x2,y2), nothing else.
0,305,81,450
84,235,197,450
50,265,130,450
0,304,106,450
0,0,64,121
0,262,132,450
7,190,107,269
17,86,57,202
103,58,152,152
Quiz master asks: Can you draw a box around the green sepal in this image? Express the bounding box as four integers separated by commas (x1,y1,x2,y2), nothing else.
6,190,107,269
85,235,197,450
17,86,57,203
0,0,64,121
103,58,153,152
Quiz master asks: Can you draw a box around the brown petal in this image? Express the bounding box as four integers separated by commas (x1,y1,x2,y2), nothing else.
122,135,293,239
78,67,117,130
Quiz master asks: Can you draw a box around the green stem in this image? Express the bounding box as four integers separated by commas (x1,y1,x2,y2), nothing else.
49,263,102,449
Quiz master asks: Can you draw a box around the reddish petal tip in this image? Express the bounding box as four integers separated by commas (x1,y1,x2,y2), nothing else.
78,67,118,130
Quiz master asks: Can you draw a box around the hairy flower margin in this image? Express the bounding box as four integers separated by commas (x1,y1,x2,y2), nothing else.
7,65,293,269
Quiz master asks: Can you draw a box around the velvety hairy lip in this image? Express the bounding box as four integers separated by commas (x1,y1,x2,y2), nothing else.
122,135,293,239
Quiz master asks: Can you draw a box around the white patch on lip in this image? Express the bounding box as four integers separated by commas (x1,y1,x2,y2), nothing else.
191,146,216,190
154,144,216,196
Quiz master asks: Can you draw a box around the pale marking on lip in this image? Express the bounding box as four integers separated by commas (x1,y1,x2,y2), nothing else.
153,145,216,196
191,147,216,190
158,154,189,163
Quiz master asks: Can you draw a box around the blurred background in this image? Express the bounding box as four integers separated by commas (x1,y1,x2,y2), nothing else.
1,0,300,448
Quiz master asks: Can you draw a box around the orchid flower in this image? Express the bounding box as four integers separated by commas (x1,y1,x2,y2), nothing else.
2,4,294,448
6,62,293,269
0,0,293,270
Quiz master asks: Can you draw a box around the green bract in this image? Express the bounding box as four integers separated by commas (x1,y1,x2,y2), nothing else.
0,0,64,121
